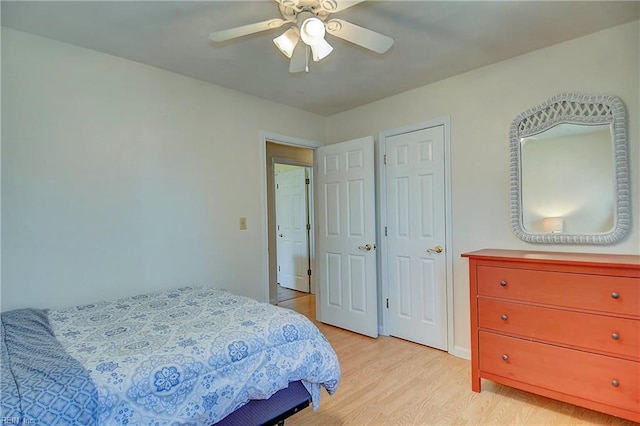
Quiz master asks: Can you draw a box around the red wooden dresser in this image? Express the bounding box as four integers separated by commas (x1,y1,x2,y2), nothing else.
462,249,640,422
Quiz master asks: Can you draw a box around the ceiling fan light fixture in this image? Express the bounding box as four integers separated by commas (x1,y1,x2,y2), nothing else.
273,27,300,59
299,16,332,61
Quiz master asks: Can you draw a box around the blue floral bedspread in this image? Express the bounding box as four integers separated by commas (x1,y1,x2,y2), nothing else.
45,287,340,425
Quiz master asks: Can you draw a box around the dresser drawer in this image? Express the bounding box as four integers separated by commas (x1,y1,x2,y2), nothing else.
478,298,640,360
477,266,639,316
479,331,640,413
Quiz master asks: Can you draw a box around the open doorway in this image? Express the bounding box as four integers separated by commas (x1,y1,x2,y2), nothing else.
274,163,312,300
265,142,315,304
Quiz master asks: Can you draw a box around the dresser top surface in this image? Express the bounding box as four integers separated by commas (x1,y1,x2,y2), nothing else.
462,249,640,269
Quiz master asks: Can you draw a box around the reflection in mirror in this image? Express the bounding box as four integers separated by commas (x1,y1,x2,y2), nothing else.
510,93,630,244
521,124,614,234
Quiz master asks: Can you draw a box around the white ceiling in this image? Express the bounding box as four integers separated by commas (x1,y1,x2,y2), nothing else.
2,1,639,116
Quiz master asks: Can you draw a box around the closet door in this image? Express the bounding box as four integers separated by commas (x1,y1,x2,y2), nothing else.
386,125,447,350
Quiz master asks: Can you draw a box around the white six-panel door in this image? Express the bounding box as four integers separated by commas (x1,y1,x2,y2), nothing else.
275,167,309,292
316,137,378,337
385,126,447,350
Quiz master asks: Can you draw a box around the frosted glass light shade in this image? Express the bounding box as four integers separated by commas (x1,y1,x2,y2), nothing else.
310,38,333,61
273,28,299,59
300,17,325,44
300,17,332,61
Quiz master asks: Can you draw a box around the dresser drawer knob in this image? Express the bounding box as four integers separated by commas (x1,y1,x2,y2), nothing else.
500,280,507,287
501,314,508,321
502,354,509,361
611,292,619,299
612,380,619,387
612,333,620,340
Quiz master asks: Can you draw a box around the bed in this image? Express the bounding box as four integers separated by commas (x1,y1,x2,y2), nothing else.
1,286,340,425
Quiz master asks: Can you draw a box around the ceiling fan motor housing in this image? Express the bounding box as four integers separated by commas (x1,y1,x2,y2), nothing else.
278,0,338,14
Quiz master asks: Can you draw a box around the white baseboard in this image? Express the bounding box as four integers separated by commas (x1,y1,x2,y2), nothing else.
450,346,471,360
379,327,470,361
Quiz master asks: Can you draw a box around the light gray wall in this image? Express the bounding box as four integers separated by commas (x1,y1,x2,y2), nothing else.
1,28,325,311
326,21,640,357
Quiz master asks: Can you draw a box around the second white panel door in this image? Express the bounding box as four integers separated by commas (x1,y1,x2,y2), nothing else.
386,125,447,350
275,167,309,292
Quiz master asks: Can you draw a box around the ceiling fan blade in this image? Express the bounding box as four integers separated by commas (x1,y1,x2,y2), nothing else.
275,0,302,11
312,1,365,17
331,0,366,13
209,19,285,42
325,18,394,54
289,43,307,73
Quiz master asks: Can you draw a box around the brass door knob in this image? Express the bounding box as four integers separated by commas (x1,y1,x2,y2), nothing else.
426,245,443,254
358,244,373,251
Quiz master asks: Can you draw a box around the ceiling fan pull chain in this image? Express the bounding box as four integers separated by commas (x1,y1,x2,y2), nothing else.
305,44,310,72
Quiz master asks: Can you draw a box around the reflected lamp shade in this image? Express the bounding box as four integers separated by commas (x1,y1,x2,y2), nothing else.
543,217,564,233
273,28,300,59
300,17,333,61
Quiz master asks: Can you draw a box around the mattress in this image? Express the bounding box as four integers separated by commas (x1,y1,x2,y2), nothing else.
1,286,340,425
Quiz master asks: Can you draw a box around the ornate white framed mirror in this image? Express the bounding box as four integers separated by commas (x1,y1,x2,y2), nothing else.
510,93,630,244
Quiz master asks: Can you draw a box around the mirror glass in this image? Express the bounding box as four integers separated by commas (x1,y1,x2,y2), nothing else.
521,123,614,234
510,93,630,244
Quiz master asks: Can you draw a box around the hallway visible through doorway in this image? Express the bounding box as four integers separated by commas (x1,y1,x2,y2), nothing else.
266,141,315,304
277,284,308,302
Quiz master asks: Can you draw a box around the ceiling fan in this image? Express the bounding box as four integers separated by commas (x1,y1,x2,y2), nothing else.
208,0,394,73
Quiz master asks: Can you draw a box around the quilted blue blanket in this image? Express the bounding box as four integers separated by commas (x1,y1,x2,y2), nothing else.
1,308,99,424
1,287,340,425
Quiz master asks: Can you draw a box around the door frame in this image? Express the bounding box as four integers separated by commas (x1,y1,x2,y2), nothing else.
377,117,455,354
260,131,321,304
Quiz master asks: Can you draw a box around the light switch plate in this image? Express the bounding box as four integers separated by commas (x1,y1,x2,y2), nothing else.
239,217,247,230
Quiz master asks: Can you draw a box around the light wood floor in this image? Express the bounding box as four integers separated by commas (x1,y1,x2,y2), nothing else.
277,284,309,303
278,294,637,426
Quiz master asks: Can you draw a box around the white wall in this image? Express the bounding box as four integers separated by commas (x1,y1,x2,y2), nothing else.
326,21,640,356
1,28,325,311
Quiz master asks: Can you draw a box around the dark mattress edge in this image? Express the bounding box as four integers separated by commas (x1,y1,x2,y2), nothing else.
214,381,311,426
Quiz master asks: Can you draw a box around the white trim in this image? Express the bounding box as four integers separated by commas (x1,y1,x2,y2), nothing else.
452,346,471,361
377,117,455,355
375,134,389,335
443,118,455,356
259,131,322,304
